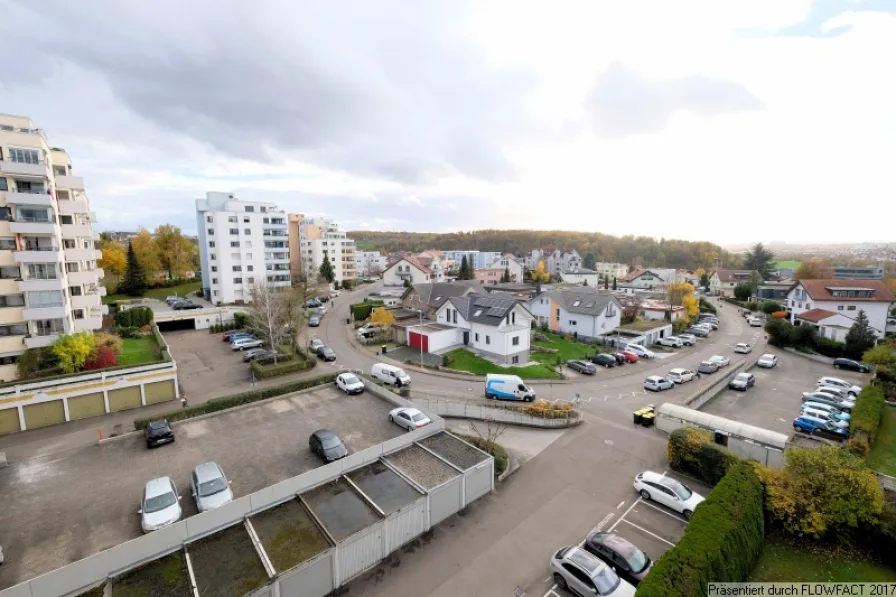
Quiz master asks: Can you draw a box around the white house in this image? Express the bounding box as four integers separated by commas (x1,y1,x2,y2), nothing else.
640,299,686,321
559,268,599,287
623,269,667,289
709,269,759,297
788,279,895,341
527,288,622,339
382,256,434,287
593,262,629,282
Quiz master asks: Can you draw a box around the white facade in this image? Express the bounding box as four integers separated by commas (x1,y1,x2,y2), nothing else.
0,114,107,380
435,301,533,364
787,282,893,339
526,292,622,339
356,251,387,277
593,262,629,281
627,270,666,289
486,254,524,283
298,217,356,283
196,192,290,304
559,269,599,287
444,250,502,270
382,258,432,287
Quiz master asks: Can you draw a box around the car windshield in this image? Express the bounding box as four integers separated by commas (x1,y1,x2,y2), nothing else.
626,548,649,573
342,374,359,384
736,374,749,381
411,413,427,422
593,567,621,594
198,477,228,497
144,491,177,513
321,436,342,449
666,479,692,500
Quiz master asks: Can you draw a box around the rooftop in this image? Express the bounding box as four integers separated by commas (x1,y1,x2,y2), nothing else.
620,319,671,332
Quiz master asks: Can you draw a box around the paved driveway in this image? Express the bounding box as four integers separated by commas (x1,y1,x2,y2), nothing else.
0,387,404,589
165,329,254,401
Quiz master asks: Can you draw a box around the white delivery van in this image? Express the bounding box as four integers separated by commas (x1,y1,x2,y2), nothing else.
485,374,536,402
371,363,412,387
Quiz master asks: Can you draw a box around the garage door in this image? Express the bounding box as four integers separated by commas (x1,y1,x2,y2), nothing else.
408,332,429,353
23,400,65,430
108,386,142,411
0,408,21,435
144,380,176,404
68,393,106,420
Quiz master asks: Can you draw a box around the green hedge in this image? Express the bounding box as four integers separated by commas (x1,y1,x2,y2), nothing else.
115,306,154,327
850,386,886,442
134,373,339,430
350,299,384,321
250,354,315,379
635,463,765,597
668,427,740,485
698,299,717,315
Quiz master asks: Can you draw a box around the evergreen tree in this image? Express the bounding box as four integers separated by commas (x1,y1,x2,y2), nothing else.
120,241,147,296
844,309,878,360
612,277,617,290
319,254,335,283
583,278,589,286
459,255,469,279
502,266,511,283
604,276,609,290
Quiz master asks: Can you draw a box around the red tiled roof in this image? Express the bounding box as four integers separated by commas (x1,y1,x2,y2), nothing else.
794,279,896,302
624,268,647,282
386,255,431,274
795,308,838,323
712,269,758,282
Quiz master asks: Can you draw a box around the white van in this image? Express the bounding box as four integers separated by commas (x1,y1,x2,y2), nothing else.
485,374,536,402
371,363,412,387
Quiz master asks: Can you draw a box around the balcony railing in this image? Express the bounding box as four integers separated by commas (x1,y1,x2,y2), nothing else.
262,231,287,237
11,188,48,195
14,216,54,223
20,246,60,252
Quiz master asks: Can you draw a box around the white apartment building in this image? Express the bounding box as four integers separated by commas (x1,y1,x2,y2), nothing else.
593,262,629,281
0,114,107,380
296,217,356,284
196,192,290,304
356,251,387,277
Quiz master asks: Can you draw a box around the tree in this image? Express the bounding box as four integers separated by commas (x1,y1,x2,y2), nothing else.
531,260,550,283
743,242,775,280
84,346,118,371
501,266,511,283
621,296,642,324
844,309,878,360
694,266,706,281
603,276,609,290
248,282,304,364
863,345,896,368
318,254,335,284
582,278,588,286
793,257,835,281
583,252,596,270
699,272,710,288
154,224,196,279
98,241,127,278
666,282,694,307
733,283,752,302
458,255,470,279
130,228,161,279
370,307,395,328
612,277,617,290
119,241,147,296
52,332,96,373
682,295,699,318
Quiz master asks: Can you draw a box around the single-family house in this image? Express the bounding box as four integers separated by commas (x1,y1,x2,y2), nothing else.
401,281,483,318
382,256,435,287
640,299,685,321
527,288,622,339
414,251,446,283
560,268,599,287
788,279,895,341
709,269,759,297
623,269,667,289
475,254,524,285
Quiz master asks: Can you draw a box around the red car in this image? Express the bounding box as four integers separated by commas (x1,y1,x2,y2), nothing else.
620,351,639,363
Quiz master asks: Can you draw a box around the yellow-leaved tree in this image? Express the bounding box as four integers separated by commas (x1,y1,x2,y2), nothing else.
370,307,395,328
531,260,551,283
666,282,694,306
52,332,96,373
682,295,699,318
99,241,127,278
130,228,161,279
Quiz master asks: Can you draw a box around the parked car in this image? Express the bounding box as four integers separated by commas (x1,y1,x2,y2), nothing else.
734,343,752,354
144,419,174,448
389,407,432,431
165,296,182,306
657,336,683,348
801,392,854,413
567,359,597,375
317,346,336,361
644,376,674,392
356,323,380,339
800,407,850,429
583,532,653,587
801,401,852,422
371,363,412,387
708,355,729,368
549,546,636,597
633,471,705,520
232,337,263,351
308,315,321,327
336,372,365,394
309,338,324,354
625,345,655,359
591,353,618,368
833,358,871,373
619,351,639,363
139,477,182,533
728,373,755,391
610,352,627,365
190,462,233,513
304,299,321,308
792,415,848,441
172,300,202,310
815,385,854,401
692,324,713,334
677,334,697,346
698,361,719,374
316,305,328,316
309,429,348,462
242,348,275,362
668,368,695,384
816,377,861,397
223,330,251,342
757,353,778,368
686,327,709,338
330,289,341,297
748,317,763,327
699,320,719,330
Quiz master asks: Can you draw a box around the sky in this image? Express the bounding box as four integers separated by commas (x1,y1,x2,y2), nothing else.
2,0,894,245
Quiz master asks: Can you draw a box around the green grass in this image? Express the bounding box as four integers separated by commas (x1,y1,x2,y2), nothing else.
867,406,896,476
103,280,202,304
531,331,595,364
773,260,803,270
116,336,162,367
444,348,560,379
749,532,896,582
621,319,669,332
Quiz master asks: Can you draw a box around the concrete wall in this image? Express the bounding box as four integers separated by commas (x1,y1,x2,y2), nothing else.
411,396,582,428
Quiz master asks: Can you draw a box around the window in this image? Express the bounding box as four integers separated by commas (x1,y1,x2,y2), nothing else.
244,229,251,235
245,206,254,212
263,217,270,224
453,310,457,324
247,265,253,272
33,319,65,336
0,177,6,191
9,148,41,164
72,309,85,319
243,216,250,223
0,207,10,222
229,228,238,235
474,309,483,317
0,323,28,336
212,278,218,284
0,294,25,307
245,241,252,248
65,262,80,273
208,241,215,248
486,336,491,345
511,312,516,324
572,300,581,307
26,263,58,280
512,356,519,364
211,266,217,273
227,216,237,223
247,277,255,284
213,290,218,296
210,253,216,260
0,355,19,366
206,216,213,223
0,266,19,280
0,238,16,250
28,290,64,308
512,336,519,346
69,286,82,297
234,278,243,284
233,266,242,272
837,306,844,311
847,306,856,311
569,320,577,326
62,238,76,249
208,228,214,235
230,242,240,248
475,333,479,342
555,309,560,321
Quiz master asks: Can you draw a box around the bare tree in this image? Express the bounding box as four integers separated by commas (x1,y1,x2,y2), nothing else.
468,418,507,445
620,295,642,324
248,281,305,364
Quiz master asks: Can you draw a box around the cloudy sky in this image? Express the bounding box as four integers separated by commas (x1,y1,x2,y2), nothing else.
2,0,893,244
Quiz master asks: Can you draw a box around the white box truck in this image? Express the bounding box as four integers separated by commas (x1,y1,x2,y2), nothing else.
485,374,536,402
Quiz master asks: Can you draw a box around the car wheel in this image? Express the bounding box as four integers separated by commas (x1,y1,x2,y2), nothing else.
793,425,801,432
683,510,693,521
485,393,495,400
639,489,651,500
554,574,568,590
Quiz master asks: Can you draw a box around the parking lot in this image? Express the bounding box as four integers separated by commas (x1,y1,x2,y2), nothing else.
0,386,404,589
700,351,869,436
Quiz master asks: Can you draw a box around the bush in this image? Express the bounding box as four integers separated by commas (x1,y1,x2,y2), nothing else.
772,311,788,319
667,427,740,485
250,355,315,379
113,326,142,339
744,301,759,312
761,301,784,314
233,312,248,328
698,443,741,485
133,373,339,429
815,336,845,358
84,346,118,370
636,463,765,597
349,299,385,321
698,299,717,314
733,283,752,302
208,322,241,334
519,400,577,419
850,386,886,442
115,306,154,328
146,278,193,290
862,502,896,558
94,332,123,355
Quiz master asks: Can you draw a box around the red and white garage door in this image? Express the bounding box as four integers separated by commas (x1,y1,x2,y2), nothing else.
409,331,429,352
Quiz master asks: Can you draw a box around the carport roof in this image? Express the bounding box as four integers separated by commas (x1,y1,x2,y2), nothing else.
657,403,789,448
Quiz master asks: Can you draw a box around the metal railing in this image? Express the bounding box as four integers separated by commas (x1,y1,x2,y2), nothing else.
20,246,60,252
10,188,48,195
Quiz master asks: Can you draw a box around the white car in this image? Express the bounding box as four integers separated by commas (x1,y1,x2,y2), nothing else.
693,323,714,332
668,368,695,384
330,289,341,297
677,334,697,346
389,407,432,431
708,355,730,367
757,353,778,368
550,546,636,597
748,317,762,327
816,377,861,397
644,376,674,392
231,337,263,351
336,372,365,395
815,386,854,402
625,344,655,359
139,477,182,533
658,336,683,348
633,471,705,520
734,343,752,354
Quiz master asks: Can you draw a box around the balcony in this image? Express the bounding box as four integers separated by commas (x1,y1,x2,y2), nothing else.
9,219,57,235
262,230,288,237
14,247,64,264
64,247,102,261
60,223,93,238
67,269,100,285
72,294,101,309
23,305,67,320
3,190,53,207
18,278,65,292
73,316,103,332
0,335,26,353
54,174,85,190
0,159,49,178
25,334,58,349
56,199,90,215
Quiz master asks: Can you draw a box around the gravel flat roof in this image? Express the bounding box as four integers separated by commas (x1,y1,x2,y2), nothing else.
250,498,331,574
348,461,422,515
419,432,489,470
302,479,381,541
384,444,459,489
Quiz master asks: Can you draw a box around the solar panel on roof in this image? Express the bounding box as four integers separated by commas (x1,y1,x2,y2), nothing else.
486,306,506,316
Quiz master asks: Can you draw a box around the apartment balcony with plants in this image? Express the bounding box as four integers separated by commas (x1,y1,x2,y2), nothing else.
25,316,69,349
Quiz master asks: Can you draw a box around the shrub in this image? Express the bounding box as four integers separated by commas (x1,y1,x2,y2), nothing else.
698,299,717,315
94,332,123,355
761,301,783,314
814,336,845,358
636,463,764,597
133,373,339,429
744,301,759,312
667,427,740,485
772,311,788,319
349,299,384,321
113,326,142,339
455,434,508,478
233,312,248,328
15,347,57,380
850,386,886,442
733,283,752,302
115,306,154,328
250,355,315,379
84,346,118,370
862,502,896,558
519,400,577,419
698,442,741,485
52,332,96,373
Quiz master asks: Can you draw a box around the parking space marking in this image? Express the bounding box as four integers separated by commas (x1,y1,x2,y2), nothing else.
617,500,625,509
638,499,688,523
608,497,642,533
541,587,563,597
619,519,677,547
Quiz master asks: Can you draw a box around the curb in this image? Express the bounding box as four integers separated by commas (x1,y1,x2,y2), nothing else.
498,453,521,483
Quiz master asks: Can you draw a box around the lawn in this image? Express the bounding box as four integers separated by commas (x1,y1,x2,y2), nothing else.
867,406,896,477
103,280,202,304
749,533,896,582
117,336,163,367
774,260,803,270
531,331,595,364
444,348,560,379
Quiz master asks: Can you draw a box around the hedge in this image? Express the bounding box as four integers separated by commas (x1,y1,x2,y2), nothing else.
667,426,740,485
698,299,717,315
350,299,384,321
115,306,154,327
850,386,886,443
635,463,765,597
133,372,339,430
453,433,508,478
250,354,315,379
862,502,896,559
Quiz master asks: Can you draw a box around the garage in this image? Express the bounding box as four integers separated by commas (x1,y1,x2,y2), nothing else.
68,392,106,420
409,331,428,352
406,324,460,354
144,380,176,404
108,386,142,411
156,318,197,332
23,400,66,430
0,407,21,435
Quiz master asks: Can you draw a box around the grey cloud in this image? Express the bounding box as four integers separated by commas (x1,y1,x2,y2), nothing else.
4,0,533,184
585,63,764,137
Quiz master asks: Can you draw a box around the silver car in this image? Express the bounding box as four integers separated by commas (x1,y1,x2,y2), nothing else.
190,462,234,512
139,477,182,533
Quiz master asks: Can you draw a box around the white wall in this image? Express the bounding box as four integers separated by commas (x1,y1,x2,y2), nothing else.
382,261,430,287
559,271,598,287
789,297,890,337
